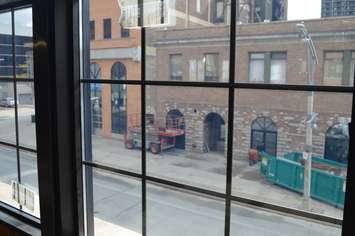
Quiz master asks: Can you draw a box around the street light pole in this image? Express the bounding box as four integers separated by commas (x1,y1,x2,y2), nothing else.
297,22,318,208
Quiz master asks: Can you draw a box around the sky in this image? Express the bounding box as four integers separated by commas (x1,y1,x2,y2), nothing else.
0,8,33,36
288,0,322,21
0,0,325,36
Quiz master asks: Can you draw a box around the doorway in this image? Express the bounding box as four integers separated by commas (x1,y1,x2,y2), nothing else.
204,112,225,153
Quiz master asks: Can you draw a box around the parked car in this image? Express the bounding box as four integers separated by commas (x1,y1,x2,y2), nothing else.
0,97,15,107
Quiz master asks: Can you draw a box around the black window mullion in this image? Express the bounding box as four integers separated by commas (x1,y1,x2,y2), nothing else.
224,0,236,235
11,9,23,207
139,1,147,235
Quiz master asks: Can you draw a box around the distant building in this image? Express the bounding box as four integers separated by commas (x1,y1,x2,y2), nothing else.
322,0,355,17
0,34,33,78
239,0,287,23
0,34,34,105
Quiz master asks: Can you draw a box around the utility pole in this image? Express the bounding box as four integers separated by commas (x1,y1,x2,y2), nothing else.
297,22,319,209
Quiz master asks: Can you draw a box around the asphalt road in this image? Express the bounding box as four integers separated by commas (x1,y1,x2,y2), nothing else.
91,170,342,236
0,147,38,189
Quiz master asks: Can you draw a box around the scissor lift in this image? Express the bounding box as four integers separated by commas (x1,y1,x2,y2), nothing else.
124,114,185,154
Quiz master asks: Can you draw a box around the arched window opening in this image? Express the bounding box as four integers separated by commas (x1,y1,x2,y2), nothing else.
204,113,225,153
251,116,277,156
325,123,349,164
111,62,127,134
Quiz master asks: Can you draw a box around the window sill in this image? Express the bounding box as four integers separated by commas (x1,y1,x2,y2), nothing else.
0,202,40,236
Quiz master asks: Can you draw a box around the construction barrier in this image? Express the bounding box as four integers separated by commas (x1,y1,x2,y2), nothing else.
260,152,346,208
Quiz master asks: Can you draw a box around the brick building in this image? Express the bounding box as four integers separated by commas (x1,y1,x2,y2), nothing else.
91,0,353,163
89,0,141,138
144,3,354,163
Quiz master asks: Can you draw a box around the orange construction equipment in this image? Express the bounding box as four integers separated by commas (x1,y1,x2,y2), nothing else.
124,113,185,154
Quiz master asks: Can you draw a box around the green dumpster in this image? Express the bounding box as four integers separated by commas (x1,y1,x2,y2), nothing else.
260,152,346,208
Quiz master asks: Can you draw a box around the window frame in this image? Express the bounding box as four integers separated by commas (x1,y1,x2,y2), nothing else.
0,3,40,229
80,1,355,235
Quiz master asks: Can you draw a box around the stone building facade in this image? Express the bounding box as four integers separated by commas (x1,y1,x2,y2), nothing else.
90,0,354,163
146,15,354,161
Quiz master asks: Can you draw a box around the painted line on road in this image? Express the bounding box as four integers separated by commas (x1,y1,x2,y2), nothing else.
92,180,289,235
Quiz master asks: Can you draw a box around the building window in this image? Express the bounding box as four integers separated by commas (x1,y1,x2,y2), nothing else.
169,54,183,80
196,0,201,13
249,53,265,82
213,0,225,23
251,116,277,157
103,18,111,39
270,52,287,84
90,63,102,130
249,52,287,83
324,52,343,86
350,52,355,86
325,123,349,164
121,25,130,38
204,53,219,81
90,20,95,40
323,51,355,86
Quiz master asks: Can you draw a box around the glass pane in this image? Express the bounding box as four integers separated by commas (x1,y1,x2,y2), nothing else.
231,202,341,236
0,11,13,78
170,54,182,80
146,86,228,192
14,8,33,80
249,59,264,82
324,53,343,86
204,53,219,81
270,59,286,84
17,82,36,149
0,82,16,144
19,150,39,218
82,84,141,173
147,183,225,236
0,144,19,209
90,168,142,236
236,2,355,86
233,90,352,220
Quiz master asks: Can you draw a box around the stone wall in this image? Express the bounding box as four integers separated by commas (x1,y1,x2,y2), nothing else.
152,101,351,161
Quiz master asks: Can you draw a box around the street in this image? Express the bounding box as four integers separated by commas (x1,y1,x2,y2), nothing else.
0,107,343,235
92,170,341,236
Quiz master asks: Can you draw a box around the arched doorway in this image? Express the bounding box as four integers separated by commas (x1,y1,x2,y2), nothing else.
166,109,185,149
251,117,277,156
111,62,127,134
90,63,102,131
204,113,225,153
325,123,349,164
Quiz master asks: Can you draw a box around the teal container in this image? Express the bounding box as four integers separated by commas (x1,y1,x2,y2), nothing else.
260,152,346,208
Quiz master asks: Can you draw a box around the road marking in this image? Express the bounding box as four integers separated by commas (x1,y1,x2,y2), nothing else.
92,180,287,235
